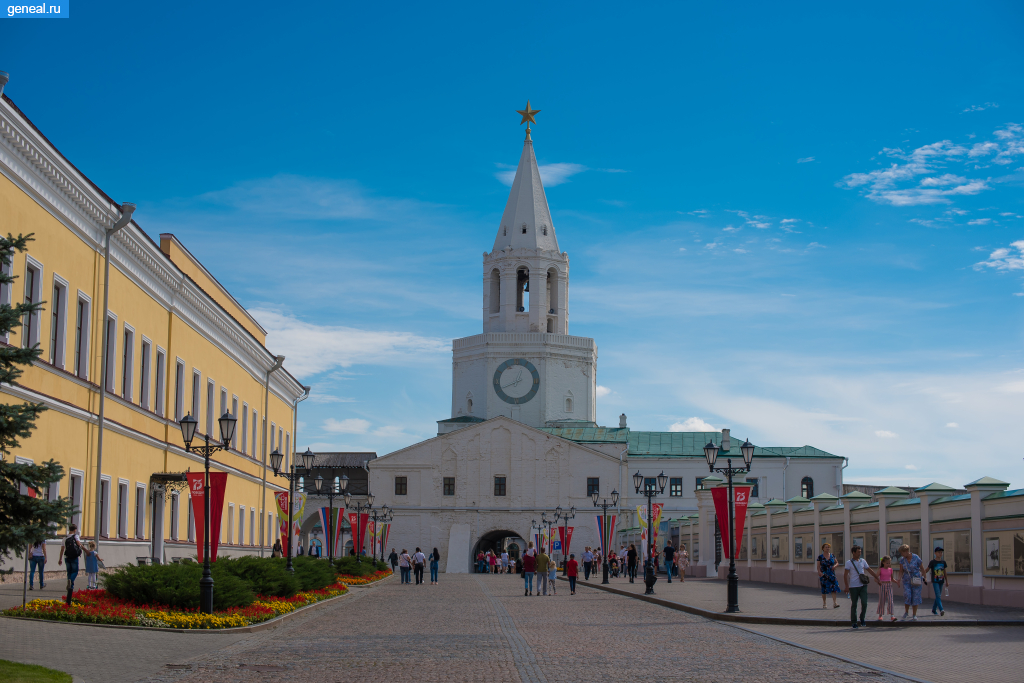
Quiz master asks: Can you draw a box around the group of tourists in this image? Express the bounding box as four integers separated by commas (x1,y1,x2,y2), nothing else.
28,523,104,604
815,541,949,627
475,549,515,574
389,547,440,585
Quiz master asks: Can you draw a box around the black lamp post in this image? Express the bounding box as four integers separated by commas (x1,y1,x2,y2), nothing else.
704,437,755,613
270,447,324,571
633,469,667,595
308,470,348,561
368,506,392,562
179,411,236,614
592,488,619,585
556,505,576,575
348,493,374,562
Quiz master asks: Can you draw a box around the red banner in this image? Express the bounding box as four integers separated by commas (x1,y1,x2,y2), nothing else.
710,484,753,558
187,471,227,561
347,512,371,555
558,526,574,556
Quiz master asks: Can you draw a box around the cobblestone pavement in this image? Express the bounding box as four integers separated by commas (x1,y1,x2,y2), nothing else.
589,573,1024,621
136,574,908,683
0,575,84,610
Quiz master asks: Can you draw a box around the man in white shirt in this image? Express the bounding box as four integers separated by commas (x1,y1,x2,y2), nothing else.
501,551,509,574
843,544,879,628
582,547,594,580
413,548,427,585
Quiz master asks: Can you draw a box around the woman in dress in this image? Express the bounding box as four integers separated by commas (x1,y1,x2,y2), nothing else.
895,543,927,620
678,544,689,583
626,544,638,583
817,542,841,608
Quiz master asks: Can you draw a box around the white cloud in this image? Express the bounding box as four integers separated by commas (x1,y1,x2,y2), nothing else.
704,242,720,249
905,464,919,470
749,221,771,229
797,156,815,163
997,381,1024,393
967,218,991,225
734,248,748,254
688,209,709,216
596,385,612,398
875,430,899,438
308,394,357,404
670,417,716,432
920,174,967,187
963,103,998,113
945,422,959,428
723,225,741,233
781,219,799,225
322,418,370,434
496,162,587,187
678,247,686,252
252,308,449,378
974,241,1024,272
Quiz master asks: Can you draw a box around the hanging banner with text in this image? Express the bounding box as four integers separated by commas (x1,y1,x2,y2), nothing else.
558,526,574,557
347,512,371,555
710,484,753,558
187,472,227,561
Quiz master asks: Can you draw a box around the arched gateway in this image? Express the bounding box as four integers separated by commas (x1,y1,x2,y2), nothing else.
472,530,524,570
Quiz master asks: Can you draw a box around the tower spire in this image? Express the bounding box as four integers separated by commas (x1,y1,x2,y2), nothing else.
516,100,540,141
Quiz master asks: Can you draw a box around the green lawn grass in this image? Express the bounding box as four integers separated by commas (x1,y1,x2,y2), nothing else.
0,660,72,682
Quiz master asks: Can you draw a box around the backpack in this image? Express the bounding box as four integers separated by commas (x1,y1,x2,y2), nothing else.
64,536,81,560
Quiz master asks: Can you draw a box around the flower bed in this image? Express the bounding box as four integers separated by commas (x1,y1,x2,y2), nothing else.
1,583,348,630
336,570,392,586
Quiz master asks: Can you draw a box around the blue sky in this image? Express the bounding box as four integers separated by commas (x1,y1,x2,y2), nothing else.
3,2,1024,488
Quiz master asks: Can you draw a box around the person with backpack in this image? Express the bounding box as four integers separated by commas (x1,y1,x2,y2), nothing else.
57,523,83,605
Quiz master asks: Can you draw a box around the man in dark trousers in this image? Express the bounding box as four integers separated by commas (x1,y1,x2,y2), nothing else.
389,548,399,573
663,541,676,583
57,523,83,605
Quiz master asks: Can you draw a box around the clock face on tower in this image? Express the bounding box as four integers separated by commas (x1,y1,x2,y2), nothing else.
493,358,540,404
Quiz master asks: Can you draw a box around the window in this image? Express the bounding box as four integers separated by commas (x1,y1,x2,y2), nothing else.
220,387,227,425
241,403,249,454
68,472,83,529
250,509,255,545
139,339,151,410
252,410,259,457
49,278,67,367
99,477,110,537
22,260,41,348
801,477,814,499
155,349,166,416
494,476,507,496
565,397,573,412
587,477,600,497
170,493,179,540
443,477,455,496
231,397,239,449
135,484,146,539
270,421,276,456
121,326,134,401
285,433,290,468
175,361,187,421
206,380,215,436
238,505,244,545
695,477,705,491
227,504,235,544
0,259,10,343
104,315,116,392
467,397,473,414
395,476,408,496
644,477,657,493
73,296,91,378
748,478,759,498
188,497,195,542
117,482,129,538
670,477,683,497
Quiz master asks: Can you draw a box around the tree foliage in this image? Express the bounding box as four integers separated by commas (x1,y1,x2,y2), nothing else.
0,233,75,576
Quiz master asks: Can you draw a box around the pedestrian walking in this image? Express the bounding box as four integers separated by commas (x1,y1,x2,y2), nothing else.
28,541,46,590
272,539,283,557
547,552,558,594
582,547,594,580
663,541,676,583
678,544,689,582
83,542,103,590
501,550,509,574
627,544,638,583
895,543,926,620
389,548,399,573
927,547,947,616
57,523,83,605
399,549,412,584
430,547,440,584
817,542,841,609
476,550,486,574
536,547,550,596
876,556,897,621
489,551,498,574
413,547,426,585
566,553,579,594
843,544,878,628
523,542,536,595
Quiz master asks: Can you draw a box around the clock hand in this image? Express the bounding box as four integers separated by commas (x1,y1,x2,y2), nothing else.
502,370,524,389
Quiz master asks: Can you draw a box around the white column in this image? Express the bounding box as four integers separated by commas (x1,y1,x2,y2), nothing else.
557,269,568,334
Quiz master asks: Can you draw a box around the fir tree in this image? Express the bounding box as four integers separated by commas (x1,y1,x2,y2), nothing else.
0,233,76,577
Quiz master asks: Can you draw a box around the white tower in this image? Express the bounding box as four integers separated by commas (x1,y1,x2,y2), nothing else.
445,105,598,432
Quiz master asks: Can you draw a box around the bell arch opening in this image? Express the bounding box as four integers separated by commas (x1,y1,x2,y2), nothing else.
472,529,525,571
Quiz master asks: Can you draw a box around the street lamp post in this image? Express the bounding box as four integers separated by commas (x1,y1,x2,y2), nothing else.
270,448,333,571
704,437,755,613
633,470,667,595
179,411,237,614
348,493,374,562
309,471,348,561
592,488,619,585
368,506,392,562
558,506,575,575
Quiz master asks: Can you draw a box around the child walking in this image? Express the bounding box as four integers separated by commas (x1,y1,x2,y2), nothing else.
876,556,897,621
84,541,103,590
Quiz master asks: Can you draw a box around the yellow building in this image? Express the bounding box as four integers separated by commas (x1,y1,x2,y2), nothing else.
0,86,306,568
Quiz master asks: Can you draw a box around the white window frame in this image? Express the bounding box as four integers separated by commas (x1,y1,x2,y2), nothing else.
49,274,69,369
241,403,249,454
135,483,147,539
117,480,129,538
252,410,259,458
68,468,84,530
74,292,92,380
170,491,179,540
249,508,255,545
220,387,227,425
22,255,43,349
231,395,239,449
238,504,245,546
104,313,117,393
175,360,186,420
139,337,152,410
285,432,290,471
121,324,135,402
99,475,111,537
0,258,11,343
191,369,201,422
155,348,167,416
227,503,235,544
206,379,215,436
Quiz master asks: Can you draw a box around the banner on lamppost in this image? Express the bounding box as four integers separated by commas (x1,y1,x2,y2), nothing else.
558,526,574,557
347,512,371,555
187,472,227,561
595,514,617,558
710,484,752,558
318,507,344,558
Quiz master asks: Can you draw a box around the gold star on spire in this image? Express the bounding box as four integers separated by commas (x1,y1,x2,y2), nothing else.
516,101,540,126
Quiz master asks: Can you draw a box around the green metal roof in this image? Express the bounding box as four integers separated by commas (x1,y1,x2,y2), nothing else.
841,491,872,499
916,482,957,492
889,497,921,507
965,476,1010,488
437,416,485,424
875,487,910,495
984,488,1024,500
538,428,843,459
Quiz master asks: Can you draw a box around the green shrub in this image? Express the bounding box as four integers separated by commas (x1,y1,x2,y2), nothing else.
291,556,337,591
213,556,299,597
333,556,387,577
104,562,254,610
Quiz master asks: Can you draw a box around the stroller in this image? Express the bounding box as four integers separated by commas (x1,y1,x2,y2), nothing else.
609,555,620,578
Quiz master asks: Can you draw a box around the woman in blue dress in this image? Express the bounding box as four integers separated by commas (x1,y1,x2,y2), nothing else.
817,542,841,608
896,544,926,620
